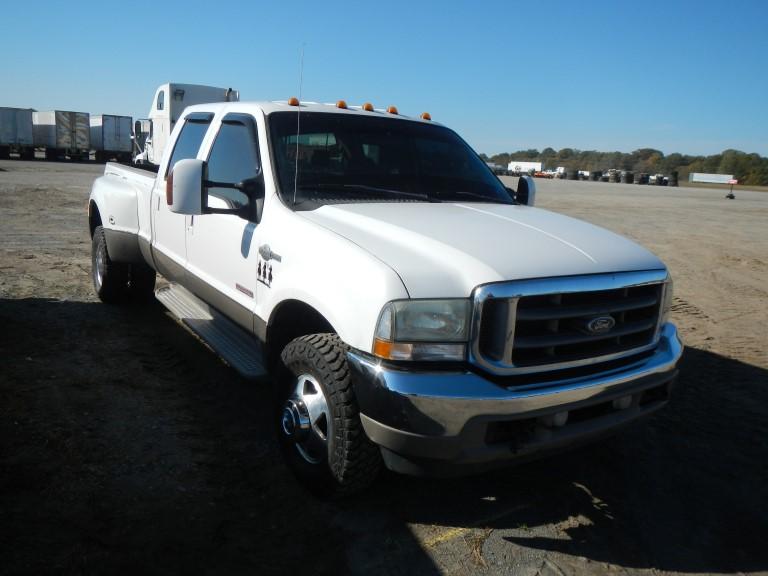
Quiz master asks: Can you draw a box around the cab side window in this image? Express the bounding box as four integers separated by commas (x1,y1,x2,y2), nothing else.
165,118,210,178
206,121,260,211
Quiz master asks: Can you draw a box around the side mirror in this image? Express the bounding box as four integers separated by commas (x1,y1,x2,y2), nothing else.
515,175,536,206
167,158,204,215
204,170,265,221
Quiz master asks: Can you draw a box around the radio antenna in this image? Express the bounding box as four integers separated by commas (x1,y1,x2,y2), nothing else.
292,43,305,205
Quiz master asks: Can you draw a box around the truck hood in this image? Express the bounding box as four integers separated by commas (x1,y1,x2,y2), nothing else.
300,202,665,298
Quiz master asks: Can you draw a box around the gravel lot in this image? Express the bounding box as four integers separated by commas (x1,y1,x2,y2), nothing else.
1,160,766,575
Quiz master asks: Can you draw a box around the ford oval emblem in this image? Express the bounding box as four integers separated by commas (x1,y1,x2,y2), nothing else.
586,316,615,334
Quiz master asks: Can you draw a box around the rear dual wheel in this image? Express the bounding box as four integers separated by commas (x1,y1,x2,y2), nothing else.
91,225,155,304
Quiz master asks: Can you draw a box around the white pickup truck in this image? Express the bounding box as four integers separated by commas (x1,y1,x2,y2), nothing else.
88,98,682,497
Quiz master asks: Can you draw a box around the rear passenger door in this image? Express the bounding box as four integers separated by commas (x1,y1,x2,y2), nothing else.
185,113,262,333
151,112,212,281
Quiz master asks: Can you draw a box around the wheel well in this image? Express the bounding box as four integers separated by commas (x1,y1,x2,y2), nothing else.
266,300,335,364
88,201,102,238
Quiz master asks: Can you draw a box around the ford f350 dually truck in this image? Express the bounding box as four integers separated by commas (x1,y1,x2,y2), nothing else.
88,98,682,496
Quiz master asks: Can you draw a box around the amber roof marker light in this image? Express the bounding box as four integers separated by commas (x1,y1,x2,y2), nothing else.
336,100,348,109
387,105,399,115
362,102,374,112
421,112,432,121
287,97,300,106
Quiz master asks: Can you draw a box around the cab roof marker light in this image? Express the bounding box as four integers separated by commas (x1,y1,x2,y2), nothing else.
421,112,432,121
362,102,375,112
336,100,348,109
287,97,300,106
387,105,399,115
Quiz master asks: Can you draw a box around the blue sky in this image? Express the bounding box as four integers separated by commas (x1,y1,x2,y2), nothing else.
1,0,766,156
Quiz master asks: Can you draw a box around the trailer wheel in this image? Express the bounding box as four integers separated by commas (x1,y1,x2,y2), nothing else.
92,226,130,304
278,333,381,498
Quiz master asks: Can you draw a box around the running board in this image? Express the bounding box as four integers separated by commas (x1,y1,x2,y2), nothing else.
155,283,268,380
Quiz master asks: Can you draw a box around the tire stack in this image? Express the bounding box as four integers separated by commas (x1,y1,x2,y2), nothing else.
589,171,602,181
608,172,619,183
567,170,579,180
668,171,679,187
636,173,648,185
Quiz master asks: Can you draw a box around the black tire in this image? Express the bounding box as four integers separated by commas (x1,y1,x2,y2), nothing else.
129,262,156,300
91,226,130,304
278,333,381,498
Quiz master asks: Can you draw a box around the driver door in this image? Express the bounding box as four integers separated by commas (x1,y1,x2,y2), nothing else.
184,113,262,333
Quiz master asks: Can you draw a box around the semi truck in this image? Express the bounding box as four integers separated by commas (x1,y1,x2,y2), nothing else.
33,110,90,160
88,97,682,497
90,114,133,163
133,83,239,165
0,107,35,160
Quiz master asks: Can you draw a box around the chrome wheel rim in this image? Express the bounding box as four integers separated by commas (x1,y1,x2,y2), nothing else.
94,246,105,288
281,373,331,464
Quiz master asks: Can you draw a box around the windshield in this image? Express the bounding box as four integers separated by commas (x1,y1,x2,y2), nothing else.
268,111,514,209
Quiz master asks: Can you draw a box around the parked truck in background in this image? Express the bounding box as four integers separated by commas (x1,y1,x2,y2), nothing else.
88,97,682,497
0,107,35,160
90,114,133,163
133,83,239,165
33,110,90,160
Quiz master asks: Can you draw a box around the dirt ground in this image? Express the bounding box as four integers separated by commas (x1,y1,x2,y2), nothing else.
1,160,766,576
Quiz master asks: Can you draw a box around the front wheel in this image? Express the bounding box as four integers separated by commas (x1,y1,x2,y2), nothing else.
278,333,381,498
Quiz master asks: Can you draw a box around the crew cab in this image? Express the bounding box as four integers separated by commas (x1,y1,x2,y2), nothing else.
88,98,682,497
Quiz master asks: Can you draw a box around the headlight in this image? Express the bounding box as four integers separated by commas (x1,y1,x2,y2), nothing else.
373,299,471,361
660,274,674,324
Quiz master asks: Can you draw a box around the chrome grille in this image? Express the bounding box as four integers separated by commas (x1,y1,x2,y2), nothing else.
471,270,668,376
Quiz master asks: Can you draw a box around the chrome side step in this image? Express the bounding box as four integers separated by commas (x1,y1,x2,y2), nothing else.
155,283,268,380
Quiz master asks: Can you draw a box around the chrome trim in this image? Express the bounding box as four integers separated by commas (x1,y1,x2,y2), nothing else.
469,270,669,376
350,323,682,438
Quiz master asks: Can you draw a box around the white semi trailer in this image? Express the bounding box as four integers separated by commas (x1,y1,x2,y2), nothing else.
90,115,133,163
33,110,90,160
507,160,542,174
134,83,239,165
0,107,35,160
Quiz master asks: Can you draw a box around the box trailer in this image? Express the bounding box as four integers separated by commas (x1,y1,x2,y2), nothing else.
90,115,132,162
0,107,35,160
507,160,542,174
689,173,734,184
33,110,90,160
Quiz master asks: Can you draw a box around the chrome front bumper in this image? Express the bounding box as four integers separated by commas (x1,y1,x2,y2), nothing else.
347,323,683,476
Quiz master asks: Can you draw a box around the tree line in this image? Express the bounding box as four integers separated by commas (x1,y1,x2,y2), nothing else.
479,148,768,185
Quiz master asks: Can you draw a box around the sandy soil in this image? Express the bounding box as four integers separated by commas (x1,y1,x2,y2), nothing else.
1,160,766,575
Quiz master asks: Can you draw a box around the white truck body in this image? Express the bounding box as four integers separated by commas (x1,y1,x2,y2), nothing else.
89,99,682,492
138,83,239,165
90,114,133,159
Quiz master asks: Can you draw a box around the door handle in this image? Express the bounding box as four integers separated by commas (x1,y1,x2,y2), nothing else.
258,244,281,262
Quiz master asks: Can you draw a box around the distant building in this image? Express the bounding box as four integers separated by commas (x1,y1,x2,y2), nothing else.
689,173,734,184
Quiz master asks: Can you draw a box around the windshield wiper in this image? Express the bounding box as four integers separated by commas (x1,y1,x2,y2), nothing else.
445,190,513,204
